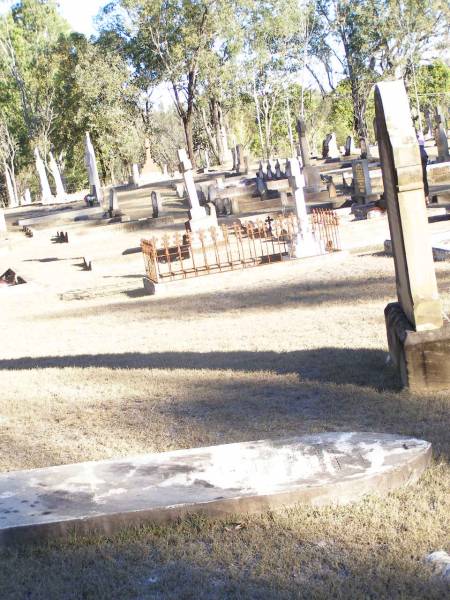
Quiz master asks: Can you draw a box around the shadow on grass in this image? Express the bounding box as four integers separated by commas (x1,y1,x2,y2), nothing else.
0,347,396,390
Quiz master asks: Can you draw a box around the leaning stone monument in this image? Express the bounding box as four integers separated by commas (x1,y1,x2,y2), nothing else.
178,148,217,232
375,80,450,391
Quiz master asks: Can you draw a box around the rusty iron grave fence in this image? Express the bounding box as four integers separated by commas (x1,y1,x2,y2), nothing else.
141,209,341,284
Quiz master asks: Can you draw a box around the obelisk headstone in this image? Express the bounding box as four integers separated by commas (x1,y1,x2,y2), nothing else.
34,148,54,205
84,133,104,207
376,79,450,391
49,152,66,202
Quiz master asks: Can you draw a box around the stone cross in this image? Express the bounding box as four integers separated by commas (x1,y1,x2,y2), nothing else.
177,148,206,221
84,132,104,207
375,80,442,332
49,152,66,202
34,148,54,205
296,118,311,167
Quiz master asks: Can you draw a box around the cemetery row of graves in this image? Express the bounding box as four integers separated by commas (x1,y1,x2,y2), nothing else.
0,81,450,598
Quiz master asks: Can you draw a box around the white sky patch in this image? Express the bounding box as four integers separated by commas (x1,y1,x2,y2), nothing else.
57,0,106,35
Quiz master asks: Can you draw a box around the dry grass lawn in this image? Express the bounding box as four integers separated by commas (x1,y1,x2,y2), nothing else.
0,214,449,598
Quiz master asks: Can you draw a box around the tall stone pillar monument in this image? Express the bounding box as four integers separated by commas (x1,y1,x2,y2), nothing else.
178,148,217,232
84,133,104,208
34,148,54,205
375,80,450,391
49,152,66,202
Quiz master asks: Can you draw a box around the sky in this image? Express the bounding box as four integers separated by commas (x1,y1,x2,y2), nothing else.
57,0,105,36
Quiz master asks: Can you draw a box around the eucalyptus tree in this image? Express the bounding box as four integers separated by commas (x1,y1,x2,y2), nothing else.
101,0,247,166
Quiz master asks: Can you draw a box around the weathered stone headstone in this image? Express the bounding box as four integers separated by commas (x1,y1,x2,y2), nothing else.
375,79,450,391
344,136,358,157
132,164,141,187
84,133,104,208
34,148,54,205
288,157,321,258
22,188,32,206
296,118,311,166
109,188,119,215
151,191,163,218
434,123,450,163
49,152,66,203
424,108,433,138
236,144,244,174
352,159,374,204
4,168,18,208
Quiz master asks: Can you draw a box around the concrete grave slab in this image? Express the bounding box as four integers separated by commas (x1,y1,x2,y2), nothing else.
0,432,430,546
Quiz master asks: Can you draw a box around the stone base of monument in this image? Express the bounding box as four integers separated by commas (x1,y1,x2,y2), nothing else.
186,215,218,233
291,232,322,258
385,302,450,391
0,432,431,546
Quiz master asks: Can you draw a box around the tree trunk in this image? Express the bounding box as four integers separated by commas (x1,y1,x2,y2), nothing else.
183,113,196,168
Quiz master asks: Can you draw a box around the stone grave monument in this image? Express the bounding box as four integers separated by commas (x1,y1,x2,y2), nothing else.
351,159,378,204
84,132,104,208
151,190,163,218
296,119,321,192
49,152,66,203
344,136,358,156
140,139,163,184
434,109,450,163
178,148,217,232
327,133,340,159
288,157,321,258
34,148,54,205
375,79,450,391
132,164,141,187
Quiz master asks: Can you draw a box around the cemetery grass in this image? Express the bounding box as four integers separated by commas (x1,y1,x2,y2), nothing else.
1,247,450,599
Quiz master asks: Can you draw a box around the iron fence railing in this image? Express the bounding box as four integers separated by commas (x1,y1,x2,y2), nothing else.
141,210,341,284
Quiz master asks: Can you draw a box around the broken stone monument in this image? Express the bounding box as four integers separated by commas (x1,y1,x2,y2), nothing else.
375,79,450,391
84,133,104,208
34,148,54,205
178,148,217,232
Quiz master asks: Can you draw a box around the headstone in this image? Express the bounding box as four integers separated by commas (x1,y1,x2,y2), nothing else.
275,159,282,179
34,148,54,205
178,148,217,231
296,118,311,166
375,79,450,391
109,188,119,215
352,159,374,204
266,160,274,180
322,134,330,158
434,124,450,163
0,208,6,233
151,191,163,218
231,147,237,172
163,164,169,178
84,133,104,208
23,188,32,206
288,157,321,258
4,168,18,208
344,136,358,157
359,137,371,159
327,133,340,159
49,152,66,202
424,108,433,139
132,164,141,187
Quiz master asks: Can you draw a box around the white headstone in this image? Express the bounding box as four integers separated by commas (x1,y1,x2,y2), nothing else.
288,157,321,258
132,164,141,187
0,208,6,233
49,152,66,202
84,133,104,207
34,148,54,205
5,168,18,208
327,133,340,159
177,148,206,221
23,188,32,205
